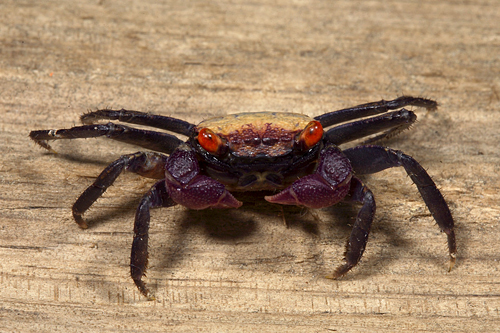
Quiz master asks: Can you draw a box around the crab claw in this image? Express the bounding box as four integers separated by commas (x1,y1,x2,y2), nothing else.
265,174,350,208
265,145,352,208
165,145,242,210
166,174,242,210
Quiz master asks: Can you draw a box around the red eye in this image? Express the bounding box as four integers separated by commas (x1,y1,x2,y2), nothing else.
298,120,323,149
197,128,223,154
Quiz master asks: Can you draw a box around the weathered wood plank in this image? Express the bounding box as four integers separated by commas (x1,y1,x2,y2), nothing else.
1,0,499,331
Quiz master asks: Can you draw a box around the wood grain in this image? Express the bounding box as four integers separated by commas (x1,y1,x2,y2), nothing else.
1,0,499,332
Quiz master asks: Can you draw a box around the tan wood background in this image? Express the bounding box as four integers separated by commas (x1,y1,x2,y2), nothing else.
1,0,499,332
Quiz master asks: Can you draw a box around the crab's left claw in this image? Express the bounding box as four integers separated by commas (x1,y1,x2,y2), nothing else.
265,173,349,208
265,145,352,209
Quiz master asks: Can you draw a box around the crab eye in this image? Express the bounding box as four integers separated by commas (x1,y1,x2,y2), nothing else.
197,128,223,154
298,120,323,149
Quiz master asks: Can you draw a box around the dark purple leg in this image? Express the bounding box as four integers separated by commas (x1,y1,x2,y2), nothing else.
265,146,377,277
29,123,183,154
314,96,437,128
327,177,376,278
72,152,167,228
324,109,417,145
344,145,456,269
131,180,176,299
81,109,194,136
131,145,242,298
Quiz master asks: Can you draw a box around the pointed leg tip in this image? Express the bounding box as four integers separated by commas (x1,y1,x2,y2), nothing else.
325,264,352,280
35,140,57,153
45,146,58,154
448,254,456,272
134,278,154,300
73,214,88,229
46,145,58,154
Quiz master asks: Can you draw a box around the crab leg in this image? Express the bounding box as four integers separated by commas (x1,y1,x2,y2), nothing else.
314,96,437,128
30,123,183,154
132,145,242,298
265,146,377,277
328,177,375,278
344,145,456,269
131,179,175,299
81,109,194,136
72,152,168,228
324,109,417,145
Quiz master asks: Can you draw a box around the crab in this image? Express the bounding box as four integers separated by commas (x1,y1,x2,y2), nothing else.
30,96,456,299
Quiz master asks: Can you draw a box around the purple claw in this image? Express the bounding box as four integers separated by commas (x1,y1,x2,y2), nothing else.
265,174,349,208
166,174,242,210
165,146,242,210
266,145,352,208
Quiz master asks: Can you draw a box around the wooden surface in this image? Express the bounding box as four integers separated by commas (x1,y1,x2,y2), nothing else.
1,0,499,332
